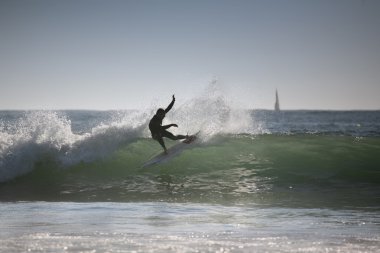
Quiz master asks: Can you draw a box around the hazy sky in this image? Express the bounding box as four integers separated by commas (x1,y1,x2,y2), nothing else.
1,0,379,110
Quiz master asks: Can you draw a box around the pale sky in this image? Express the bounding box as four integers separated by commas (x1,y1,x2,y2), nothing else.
0,0,379,110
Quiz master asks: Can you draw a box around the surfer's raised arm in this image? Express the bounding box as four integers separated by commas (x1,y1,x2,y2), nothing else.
164,95,175,113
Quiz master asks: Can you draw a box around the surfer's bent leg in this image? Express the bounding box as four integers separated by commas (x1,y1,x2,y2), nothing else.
162,130,186,140
153,134,167,153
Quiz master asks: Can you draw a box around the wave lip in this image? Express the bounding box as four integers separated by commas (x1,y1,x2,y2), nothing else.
0,111,81,182
0,110,150,182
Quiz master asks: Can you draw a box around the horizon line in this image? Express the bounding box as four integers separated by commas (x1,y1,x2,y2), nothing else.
0,108,379,112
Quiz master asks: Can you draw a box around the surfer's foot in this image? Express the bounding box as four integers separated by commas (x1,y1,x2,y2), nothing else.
183,135,195,144
164,150,168,155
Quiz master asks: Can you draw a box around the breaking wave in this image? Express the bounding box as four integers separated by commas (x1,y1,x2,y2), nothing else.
0,83,263,182
0,83,379,207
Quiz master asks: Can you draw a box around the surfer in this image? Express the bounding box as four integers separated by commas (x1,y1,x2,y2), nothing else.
149,95,188,154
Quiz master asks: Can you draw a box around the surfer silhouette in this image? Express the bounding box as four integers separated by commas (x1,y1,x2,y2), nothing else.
149,95,188,154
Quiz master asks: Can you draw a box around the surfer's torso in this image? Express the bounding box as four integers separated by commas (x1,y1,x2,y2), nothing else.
149,115,164,138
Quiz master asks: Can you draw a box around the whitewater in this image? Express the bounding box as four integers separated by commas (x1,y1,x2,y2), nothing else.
1,89,380,252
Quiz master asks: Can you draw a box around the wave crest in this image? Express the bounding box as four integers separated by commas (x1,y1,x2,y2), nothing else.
0,110,149,182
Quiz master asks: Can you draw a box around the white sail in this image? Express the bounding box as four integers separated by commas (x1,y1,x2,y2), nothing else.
275,89,280,111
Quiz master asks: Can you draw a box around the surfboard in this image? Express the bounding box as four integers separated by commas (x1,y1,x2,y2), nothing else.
142,133,199,168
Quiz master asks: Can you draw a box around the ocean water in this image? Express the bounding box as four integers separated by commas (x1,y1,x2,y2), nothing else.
1,103,380,252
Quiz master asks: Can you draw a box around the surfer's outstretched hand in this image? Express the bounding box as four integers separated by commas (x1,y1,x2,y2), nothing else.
172,95,175,101
171,124,178,127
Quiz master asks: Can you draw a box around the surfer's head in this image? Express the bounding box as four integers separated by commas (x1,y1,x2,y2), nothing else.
156,108,166,119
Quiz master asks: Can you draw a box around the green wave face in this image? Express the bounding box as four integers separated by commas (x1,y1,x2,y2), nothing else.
1,135,380,208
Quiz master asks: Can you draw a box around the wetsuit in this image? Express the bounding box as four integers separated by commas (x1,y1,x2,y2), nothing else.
149,98,186,151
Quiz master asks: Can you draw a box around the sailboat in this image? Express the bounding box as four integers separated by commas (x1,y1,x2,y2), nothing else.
274,89,280,111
